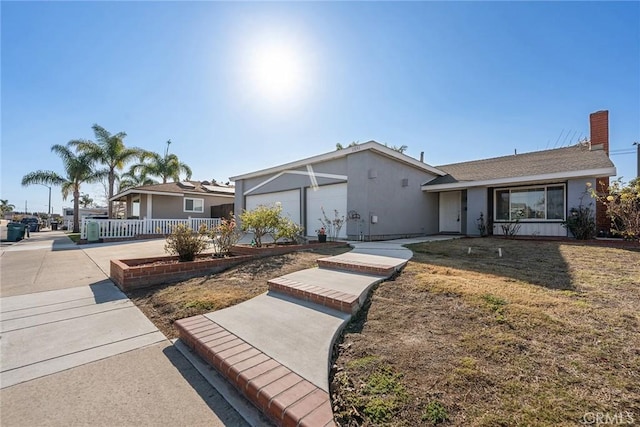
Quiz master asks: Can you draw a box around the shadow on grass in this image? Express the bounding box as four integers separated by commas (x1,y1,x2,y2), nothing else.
407,237,576,291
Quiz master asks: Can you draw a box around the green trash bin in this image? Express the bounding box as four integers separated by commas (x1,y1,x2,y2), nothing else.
7,223,26,242
87,221,100,242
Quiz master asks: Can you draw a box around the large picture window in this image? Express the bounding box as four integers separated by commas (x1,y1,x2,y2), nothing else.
495,185,565,221
184,197,204,213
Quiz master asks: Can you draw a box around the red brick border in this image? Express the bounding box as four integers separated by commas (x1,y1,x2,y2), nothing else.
175,315,336,427
268,277,360,314
110,254,254,291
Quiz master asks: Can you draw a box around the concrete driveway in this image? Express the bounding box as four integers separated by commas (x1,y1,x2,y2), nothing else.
0,231,246,426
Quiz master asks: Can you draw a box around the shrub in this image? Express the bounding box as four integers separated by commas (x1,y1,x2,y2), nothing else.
500,219,521,238
274,217,304,244
239,204,282,247
563,185,596,240
164,223,209,262
210,215,242,256
590,178,640,240
319,208,345,241
422,400,449,425
477,212,488,237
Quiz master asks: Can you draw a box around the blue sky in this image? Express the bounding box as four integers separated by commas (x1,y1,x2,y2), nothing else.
2,1,639,215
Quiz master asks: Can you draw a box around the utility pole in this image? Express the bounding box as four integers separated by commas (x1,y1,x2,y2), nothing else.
634,142,639,179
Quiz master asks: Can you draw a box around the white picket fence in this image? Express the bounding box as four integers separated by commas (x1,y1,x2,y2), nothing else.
80,218,221,240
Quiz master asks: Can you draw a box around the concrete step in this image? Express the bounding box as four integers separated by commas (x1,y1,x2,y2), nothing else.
316,254,403,276
175,315,336,427
268,277,359,315
267,266,384,315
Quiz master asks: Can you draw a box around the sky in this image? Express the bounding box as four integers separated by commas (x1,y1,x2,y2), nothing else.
1,1,639,215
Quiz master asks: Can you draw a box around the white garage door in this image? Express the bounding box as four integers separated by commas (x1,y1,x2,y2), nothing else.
246,189,301,224
306,183,348,238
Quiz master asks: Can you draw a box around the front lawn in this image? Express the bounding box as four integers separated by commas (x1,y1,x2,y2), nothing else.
331,238,639,426
127,246,351,339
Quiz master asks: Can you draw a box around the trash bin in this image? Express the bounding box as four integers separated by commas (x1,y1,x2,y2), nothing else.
51,221,58,231
87,221,100,242
7,223,26,242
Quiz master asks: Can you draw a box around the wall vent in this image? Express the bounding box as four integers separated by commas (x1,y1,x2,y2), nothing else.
401,178,409,187
368,169,378,179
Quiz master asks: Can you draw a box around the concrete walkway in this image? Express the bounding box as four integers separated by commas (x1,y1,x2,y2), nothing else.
175,236,454,426
0,231,247,426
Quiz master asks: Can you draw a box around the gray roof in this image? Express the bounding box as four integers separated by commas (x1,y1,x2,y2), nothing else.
110,181,235,202
424,144,615,186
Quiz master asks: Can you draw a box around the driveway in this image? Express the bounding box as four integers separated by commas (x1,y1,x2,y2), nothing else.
0,231,246,426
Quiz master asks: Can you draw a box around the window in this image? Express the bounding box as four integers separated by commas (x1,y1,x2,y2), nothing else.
184,197,204,213
494,185,565,221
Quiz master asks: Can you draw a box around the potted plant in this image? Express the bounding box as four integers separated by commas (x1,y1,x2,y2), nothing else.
316,227,327,243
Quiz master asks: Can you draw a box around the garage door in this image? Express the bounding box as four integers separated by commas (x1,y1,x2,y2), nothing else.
245,190,301,224
306,183,348,238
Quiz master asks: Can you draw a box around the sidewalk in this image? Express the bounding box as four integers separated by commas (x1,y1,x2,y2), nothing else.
0,231,247,426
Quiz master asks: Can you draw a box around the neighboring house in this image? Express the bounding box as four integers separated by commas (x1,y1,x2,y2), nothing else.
231,110,616,239
62,207,108,224
109,181,235,220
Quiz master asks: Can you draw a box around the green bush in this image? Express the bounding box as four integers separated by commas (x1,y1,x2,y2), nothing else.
274,217,305,244
164,223,209,262
563,186,596,240
239,204,282,247
422,400,449,424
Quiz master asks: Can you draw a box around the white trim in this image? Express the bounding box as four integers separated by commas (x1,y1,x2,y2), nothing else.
146,194,153,219
421,167,616,192
243,170,348,196
230,141,446,182
183,197,205,213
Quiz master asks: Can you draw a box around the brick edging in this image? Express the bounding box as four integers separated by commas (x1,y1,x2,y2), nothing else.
268,277,360,314
175,315,336,427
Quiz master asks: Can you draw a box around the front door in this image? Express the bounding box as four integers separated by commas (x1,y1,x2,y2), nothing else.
439,191,461,233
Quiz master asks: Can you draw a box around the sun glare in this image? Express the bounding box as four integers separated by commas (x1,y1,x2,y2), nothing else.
242,38,309,105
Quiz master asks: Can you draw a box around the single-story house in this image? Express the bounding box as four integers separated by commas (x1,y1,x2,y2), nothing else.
230,110,616,239
109,181,235,220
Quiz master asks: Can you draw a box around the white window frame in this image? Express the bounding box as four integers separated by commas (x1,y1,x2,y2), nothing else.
183,197,204,213
494,184,565,222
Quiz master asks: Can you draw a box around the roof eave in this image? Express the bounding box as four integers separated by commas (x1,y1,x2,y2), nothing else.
109,189,185,202
230,141,446,181
421,167,617,192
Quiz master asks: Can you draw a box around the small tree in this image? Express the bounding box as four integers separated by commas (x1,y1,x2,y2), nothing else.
210,215,242,256
239,204,282,247
591,178,640,240
164,223,209,262
319,208,345,241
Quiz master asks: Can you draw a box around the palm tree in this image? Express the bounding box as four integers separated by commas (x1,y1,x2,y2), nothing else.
0,199,15,215
69,124,145,218
131,140,192,184
74,193,94,208
22,144,106,233
118,168,158,192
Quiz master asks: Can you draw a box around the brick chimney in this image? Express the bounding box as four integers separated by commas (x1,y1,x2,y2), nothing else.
590,110,609,155
590,110,610,234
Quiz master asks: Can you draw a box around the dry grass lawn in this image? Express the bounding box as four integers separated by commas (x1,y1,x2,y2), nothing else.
127,246,351,339
331,238,639,426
